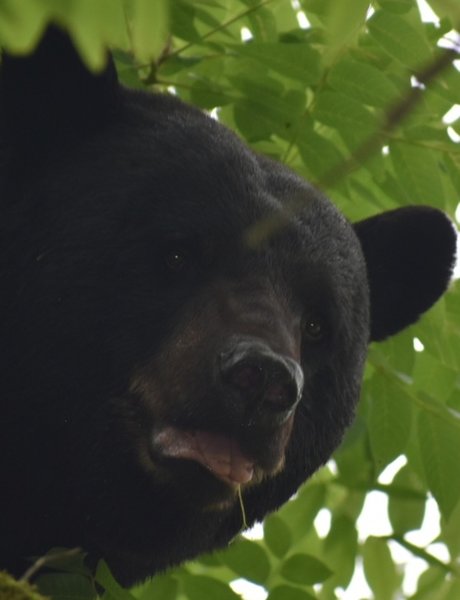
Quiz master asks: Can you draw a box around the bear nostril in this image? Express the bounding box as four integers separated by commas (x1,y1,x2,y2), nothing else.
227,362,265,394
219,341,304,417
263,380,297,411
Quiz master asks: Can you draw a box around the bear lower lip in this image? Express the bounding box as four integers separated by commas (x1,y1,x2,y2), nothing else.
153,428,255,485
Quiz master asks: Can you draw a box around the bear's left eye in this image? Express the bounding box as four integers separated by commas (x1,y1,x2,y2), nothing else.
165,248,189,272
303,315,324,342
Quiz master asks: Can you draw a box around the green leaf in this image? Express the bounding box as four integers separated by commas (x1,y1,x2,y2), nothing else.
230,42,321,85
413,351,457,402
170,0,201,42
323,0,369,62
230,69,305,141
417,410,460,519
426,0,460,23
31,548,92,578
36,574,96,600
368,10,432,69
218,538,271,584
264,514,292,558
267,585,315,600
328,57,400,108
369,329,416,379
388,465,426,534
439,578,460,600
366,374,412,469
362,536,401,600
130,0,170,62
181,575,241,600
295,119,345,180
0,0,49,51
277,484,326,543
323,515,358,587
280,553,332,585
334,417,375,486
131,574,178,600
313,90,377,143
94,561,136,600
411,567,446,600
378,0,413,13
64,0,128,70
440,495,460,558
389,141,444,206
246,5,278,41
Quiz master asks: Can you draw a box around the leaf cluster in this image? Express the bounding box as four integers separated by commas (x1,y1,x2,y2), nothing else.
2,0,460,598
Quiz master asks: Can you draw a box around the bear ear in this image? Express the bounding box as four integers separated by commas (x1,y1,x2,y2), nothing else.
353,206,457,342
0,26,118,142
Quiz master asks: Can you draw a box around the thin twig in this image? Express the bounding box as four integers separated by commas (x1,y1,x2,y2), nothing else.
315,47,458,190
246,45,459,246
168,0,277,60
389,535,460,576
20,548,82,582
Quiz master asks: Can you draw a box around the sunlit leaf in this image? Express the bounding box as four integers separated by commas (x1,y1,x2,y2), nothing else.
388,464,426,534
366,374,412,469
322,0,369,62
389,141,444,206
218,538,271,584
328,57,400,108
362,536,401,600
417,409,460,519
229,41,321,84
130,0,170,62
368,9,432,69
264,514,292,558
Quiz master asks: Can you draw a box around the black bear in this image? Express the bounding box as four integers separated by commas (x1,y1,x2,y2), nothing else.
0,29,456,585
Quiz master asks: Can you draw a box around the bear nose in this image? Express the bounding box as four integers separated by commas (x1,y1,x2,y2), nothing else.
219,339,304,422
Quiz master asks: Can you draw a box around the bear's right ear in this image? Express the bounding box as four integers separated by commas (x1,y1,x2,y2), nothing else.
354,206,457,342
0,26,119,143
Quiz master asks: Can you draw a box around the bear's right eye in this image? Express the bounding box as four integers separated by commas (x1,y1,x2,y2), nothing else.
304,318,323,340
165,248,189,272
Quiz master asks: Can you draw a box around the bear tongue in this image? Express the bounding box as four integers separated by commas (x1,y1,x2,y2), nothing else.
154,428,254,485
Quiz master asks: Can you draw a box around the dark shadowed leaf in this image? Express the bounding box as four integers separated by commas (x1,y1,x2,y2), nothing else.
267,584,315,600
280,554,332,585
181,575,241,600
37,574,96,600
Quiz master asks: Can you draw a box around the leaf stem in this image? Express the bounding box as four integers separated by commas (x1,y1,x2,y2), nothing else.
388,535,460,576
313,47,459,191
237,485,248,530
169,0,277,59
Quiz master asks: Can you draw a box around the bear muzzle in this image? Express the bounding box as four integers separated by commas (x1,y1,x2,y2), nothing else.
219,337,304,426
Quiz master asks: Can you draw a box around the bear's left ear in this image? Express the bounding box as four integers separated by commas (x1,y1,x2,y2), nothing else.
0,26,119,143
354,206,457,342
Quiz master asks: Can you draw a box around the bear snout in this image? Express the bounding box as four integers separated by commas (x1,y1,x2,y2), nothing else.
219,338,304,427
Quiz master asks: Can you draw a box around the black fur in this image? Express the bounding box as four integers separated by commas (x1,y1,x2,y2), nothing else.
0,28,456,585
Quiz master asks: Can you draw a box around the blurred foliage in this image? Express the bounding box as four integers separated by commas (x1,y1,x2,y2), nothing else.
2,0,460,598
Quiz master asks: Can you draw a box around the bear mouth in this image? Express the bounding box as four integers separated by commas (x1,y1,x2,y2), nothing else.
153,427,255,486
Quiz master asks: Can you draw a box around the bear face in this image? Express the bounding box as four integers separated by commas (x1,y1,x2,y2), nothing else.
0,29,456,585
